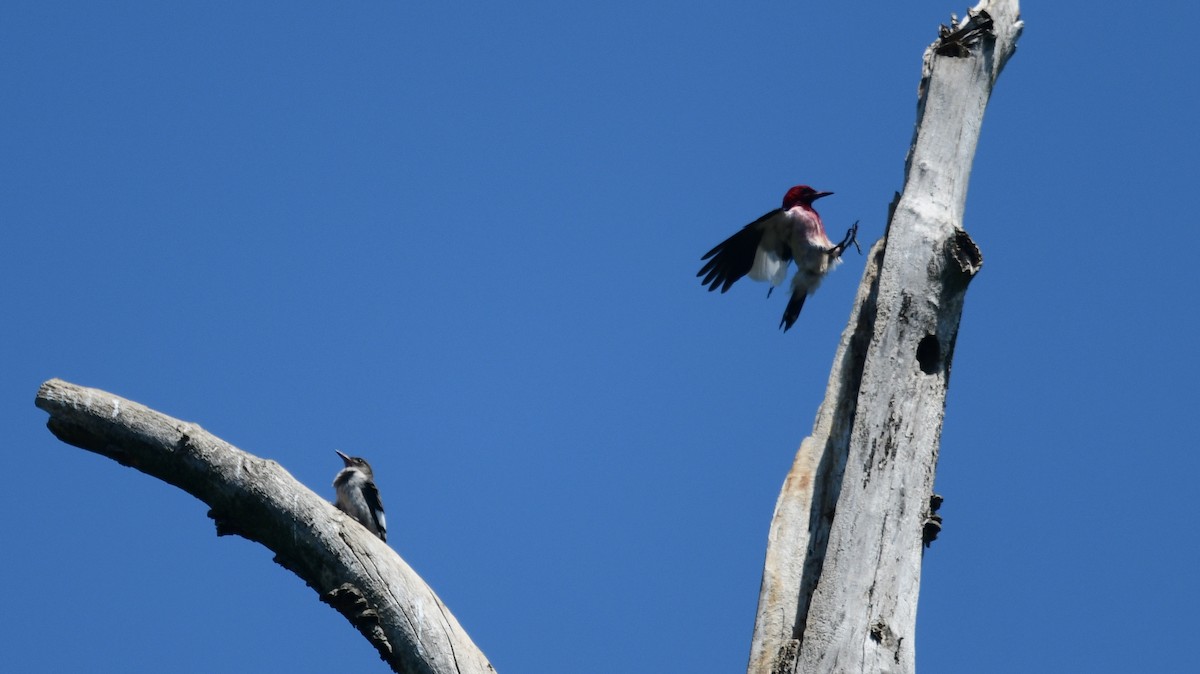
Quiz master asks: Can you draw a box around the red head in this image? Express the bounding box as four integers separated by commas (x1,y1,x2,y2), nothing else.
782,185,833,210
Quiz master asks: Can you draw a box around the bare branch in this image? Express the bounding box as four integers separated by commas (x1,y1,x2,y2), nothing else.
35,378,494,674
747,1,1022,672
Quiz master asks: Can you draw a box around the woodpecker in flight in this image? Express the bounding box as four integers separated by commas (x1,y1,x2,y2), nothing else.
698,185,858,331
333,450,387,542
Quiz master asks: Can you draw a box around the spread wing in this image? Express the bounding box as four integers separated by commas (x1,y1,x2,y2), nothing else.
698,209,789,293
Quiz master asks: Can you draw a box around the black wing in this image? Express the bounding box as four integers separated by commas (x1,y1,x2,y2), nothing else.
364,481,387,542
697,209,782,293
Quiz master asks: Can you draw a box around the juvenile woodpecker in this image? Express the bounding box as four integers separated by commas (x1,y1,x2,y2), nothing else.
698,185,857,331
333,450,387,542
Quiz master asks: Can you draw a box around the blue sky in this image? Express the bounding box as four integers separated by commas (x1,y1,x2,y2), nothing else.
3,2,1197,673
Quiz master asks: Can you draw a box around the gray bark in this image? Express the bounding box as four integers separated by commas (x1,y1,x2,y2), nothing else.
746,2,1023,673
35,378,494,674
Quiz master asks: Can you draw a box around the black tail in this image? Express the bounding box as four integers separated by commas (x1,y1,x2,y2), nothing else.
780,290,807,332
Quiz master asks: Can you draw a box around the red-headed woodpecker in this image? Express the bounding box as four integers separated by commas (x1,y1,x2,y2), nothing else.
333,450,388,542
698,185,857,331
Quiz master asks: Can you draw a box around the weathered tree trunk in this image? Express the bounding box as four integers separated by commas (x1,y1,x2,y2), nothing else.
35,378,494,674
746,2,1022,673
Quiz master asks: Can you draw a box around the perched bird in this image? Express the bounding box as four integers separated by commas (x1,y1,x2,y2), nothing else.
698,185,857,331
332,450,387,542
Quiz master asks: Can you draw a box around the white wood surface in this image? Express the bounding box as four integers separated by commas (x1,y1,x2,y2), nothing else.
747,3,1022,672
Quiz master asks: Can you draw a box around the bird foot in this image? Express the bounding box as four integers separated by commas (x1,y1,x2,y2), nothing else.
829,220,861,258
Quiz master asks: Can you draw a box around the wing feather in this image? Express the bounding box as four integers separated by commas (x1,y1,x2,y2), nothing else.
697,209,784,293
363,481,387,542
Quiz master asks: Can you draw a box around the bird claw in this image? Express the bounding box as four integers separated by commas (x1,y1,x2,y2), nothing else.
829,220,861,258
